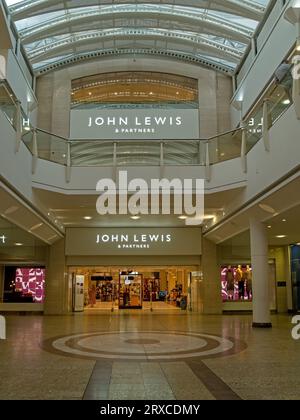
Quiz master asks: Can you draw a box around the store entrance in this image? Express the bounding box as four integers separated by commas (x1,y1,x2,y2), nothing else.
68,265,199,312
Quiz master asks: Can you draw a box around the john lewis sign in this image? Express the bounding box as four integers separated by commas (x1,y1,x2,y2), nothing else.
70,109,199,140
66,228,201,256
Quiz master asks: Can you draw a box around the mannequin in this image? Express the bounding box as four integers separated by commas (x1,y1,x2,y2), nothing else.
236,265,245,300
226,266,235,300
245,265,252,300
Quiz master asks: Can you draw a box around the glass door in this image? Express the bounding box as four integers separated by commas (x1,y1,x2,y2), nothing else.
119,274,143,309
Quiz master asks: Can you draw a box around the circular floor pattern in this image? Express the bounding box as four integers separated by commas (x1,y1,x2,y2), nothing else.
42,331,247,361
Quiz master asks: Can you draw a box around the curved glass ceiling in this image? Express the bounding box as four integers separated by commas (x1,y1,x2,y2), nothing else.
5,0,271,74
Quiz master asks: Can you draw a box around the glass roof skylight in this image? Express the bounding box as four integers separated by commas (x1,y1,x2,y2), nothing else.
4,0,271,74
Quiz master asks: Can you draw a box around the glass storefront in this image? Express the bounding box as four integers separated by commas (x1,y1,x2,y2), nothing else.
68,266,197,311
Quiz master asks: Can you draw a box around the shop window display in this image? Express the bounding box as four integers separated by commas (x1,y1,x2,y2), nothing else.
221,265,252,302
4,266,46,303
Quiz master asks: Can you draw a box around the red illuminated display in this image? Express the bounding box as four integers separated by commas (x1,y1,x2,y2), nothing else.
15,268,45,303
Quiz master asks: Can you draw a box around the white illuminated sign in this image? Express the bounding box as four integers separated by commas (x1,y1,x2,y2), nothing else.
89,115,182,129
0,235,6,244
70,109,199,140
96,233,172,249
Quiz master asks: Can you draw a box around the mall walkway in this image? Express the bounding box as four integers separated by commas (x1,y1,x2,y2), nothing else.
0,313,298,400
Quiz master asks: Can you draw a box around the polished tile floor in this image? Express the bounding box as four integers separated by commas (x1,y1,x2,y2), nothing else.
0,312,299,400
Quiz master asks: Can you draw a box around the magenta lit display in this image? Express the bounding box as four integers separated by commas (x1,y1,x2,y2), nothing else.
221,265,253,302
15,268,46,303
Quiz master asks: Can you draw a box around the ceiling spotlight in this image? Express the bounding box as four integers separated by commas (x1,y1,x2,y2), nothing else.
178,216,187,220
88,92,92,96
282,219,287,222
267,225,272,229
131,216,141,220
84,216,93,220
282,99,291,105
15,243,23,246
276,235,287,239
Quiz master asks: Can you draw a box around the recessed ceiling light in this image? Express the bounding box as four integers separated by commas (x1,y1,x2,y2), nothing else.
24,126,31,131
276,235,287,239
131,216,141,220
282,219,287,222
267,225,272,229
178,216,187,220
84,216,93,220
282,99,291,105
15,243,23,246
88,92,92,96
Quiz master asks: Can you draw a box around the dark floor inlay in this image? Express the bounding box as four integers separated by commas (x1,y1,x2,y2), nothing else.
83,360,113,401
125,339,160,345
187,360,242,401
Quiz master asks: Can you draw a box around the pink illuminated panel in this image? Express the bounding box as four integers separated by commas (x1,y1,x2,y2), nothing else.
221,265,252,302
15,268,46,303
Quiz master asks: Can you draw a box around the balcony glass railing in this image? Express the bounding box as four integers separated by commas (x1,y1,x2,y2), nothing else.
0,54,296,169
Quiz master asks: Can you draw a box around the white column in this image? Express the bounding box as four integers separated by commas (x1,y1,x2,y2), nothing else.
250,218,272,328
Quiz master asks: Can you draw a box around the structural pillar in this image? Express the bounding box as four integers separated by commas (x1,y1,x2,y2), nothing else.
201,238,222,314
250,218,272,328
45,239,68,315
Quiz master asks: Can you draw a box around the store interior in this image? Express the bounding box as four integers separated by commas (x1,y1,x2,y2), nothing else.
68,265,199,311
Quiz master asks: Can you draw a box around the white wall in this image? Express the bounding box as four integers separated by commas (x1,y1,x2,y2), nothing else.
0,112,33,199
